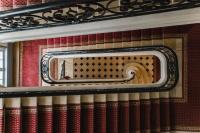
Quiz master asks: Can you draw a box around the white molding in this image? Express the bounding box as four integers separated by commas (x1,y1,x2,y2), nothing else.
1,7,200,42
48,50,168,86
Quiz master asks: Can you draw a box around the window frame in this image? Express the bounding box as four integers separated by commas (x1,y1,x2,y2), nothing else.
0,47,6,86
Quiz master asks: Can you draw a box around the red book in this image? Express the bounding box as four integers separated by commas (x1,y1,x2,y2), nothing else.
150,93,161,133
0,0,13,11
5,98,21,133
106,94,118,133
27,0,42,5
140,93,151,133
22,97,37,133
67,95,81,133
118,93,129,133
38,96,53,133
94,94,106,133
53,96,67,133
81,95,94,133
0,99,3,133
13,0,27,8
129,93,140,133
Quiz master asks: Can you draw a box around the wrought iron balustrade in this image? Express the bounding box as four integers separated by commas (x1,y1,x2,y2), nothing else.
0,0,199,33
0,46,179,98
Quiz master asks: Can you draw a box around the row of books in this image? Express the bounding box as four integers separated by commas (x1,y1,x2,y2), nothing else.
0,0,56,11
0,93,170,133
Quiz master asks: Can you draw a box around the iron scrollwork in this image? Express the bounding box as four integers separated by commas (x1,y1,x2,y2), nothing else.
0,0,199,33
0,45,180,98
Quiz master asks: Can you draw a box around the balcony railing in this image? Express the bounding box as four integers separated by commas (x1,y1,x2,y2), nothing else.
0,0,199,33
0,46,179,98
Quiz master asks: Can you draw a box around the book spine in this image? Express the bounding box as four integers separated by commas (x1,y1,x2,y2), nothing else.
94,94,106,133
129,93,140,133
0,99,3,133
38,96,53,133
118,93,129,133
53,96,67,133
0,0,13,11
22,97,37,133
140,93,151,133
81,95,94,133
13,0,27,8
106,94,118,133
67,95,81,133
4,98,21,133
